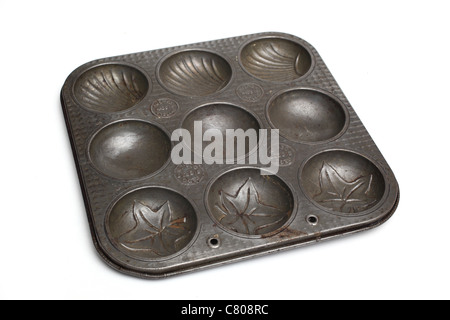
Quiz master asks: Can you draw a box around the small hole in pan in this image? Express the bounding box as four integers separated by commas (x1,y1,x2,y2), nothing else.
307,215,319,226
208,237,220,248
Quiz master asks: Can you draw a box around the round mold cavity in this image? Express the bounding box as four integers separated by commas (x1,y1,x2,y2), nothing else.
88,120,171,180
300,150,386,215
107,187,198,261
158,50,232,97
267,88,348,143
240,38,313,82
74,64,149,113
206,168,295,237
181,103,261,161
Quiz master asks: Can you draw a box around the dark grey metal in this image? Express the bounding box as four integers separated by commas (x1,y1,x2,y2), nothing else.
88,120,171,180
61,32,400,279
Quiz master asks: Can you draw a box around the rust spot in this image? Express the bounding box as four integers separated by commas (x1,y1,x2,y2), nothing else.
313,231,323,241
262,227,307,240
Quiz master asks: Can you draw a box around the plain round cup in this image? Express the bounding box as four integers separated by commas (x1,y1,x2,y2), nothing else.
158,50,232,97
207,168,295,237
73,64,149,113
181,103,261,161
240,37,312,82
107,187,198,261
267,88,348,143
300,150,386,215
88,120,171,180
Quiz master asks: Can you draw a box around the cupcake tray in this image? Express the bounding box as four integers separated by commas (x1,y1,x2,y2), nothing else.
61,32,400,279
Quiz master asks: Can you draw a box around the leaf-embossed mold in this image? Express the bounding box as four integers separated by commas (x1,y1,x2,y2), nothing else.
267,88,348,143
158,50,232,97
88,120,171,180
107,187,198,260
74,64,149,113
207,168,295,237
240,38,312,82
300,150,386,214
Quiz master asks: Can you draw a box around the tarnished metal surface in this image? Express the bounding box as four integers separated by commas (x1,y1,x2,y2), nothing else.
61,32,399,279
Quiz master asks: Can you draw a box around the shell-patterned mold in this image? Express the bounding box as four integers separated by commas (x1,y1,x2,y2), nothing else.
240,38,312,82
158,50,232,97
74,64,149,113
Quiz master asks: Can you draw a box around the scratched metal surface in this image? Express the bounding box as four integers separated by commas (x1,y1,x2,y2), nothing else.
61,32,399,279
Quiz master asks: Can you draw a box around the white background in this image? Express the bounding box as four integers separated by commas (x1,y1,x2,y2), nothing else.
1,0,449,300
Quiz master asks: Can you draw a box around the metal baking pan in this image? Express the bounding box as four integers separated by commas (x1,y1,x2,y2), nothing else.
61,32,400,279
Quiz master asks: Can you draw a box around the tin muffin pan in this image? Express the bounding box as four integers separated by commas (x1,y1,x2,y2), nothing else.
61,32,400,279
